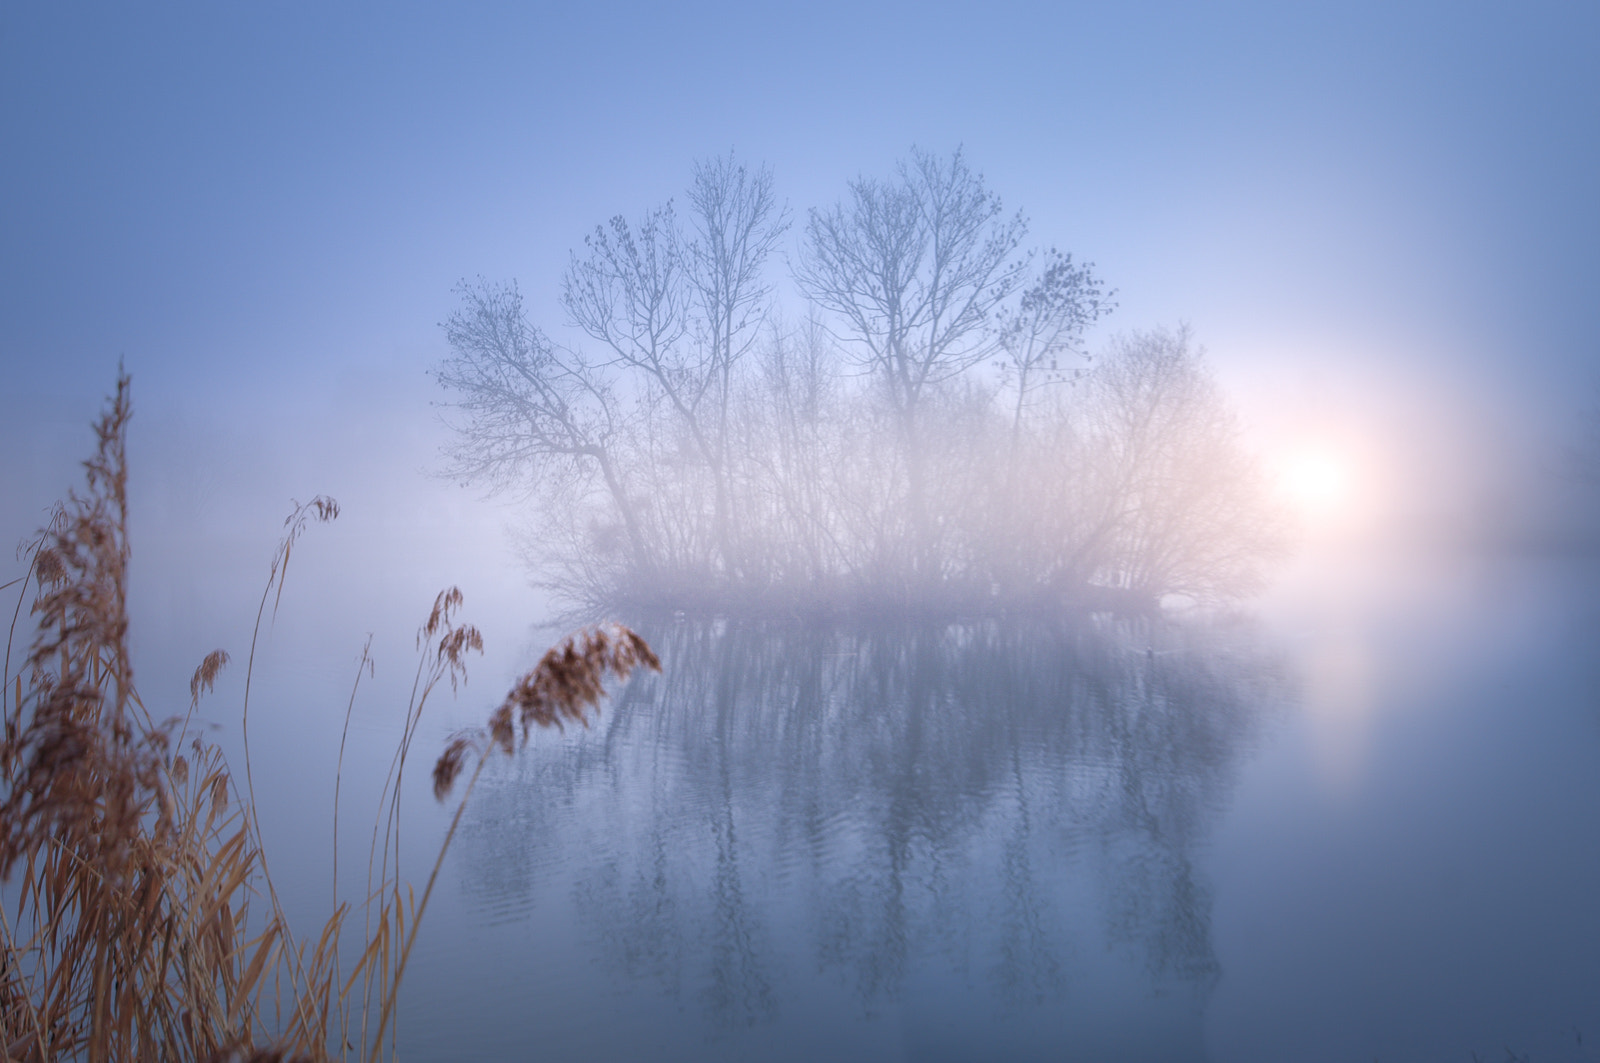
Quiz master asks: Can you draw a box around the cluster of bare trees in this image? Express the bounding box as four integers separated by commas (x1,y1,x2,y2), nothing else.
435,149,1287,616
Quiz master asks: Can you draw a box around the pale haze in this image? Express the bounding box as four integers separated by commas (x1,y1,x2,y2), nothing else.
4,5,1596,561
3,4,1599,1061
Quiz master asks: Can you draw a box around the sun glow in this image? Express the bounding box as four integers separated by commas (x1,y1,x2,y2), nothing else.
1284,450,1351,512
1273,439,1379,539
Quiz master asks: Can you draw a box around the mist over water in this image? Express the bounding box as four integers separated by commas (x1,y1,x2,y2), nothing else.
368,540,1600,1062
4,4,1600,1060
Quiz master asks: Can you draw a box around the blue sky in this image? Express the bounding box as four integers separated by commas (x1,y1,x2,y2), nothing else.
2,1,1598,627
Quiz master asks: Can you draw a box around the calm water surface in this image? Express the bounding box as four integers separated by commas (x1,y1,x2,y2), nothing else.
393,550,1600,1062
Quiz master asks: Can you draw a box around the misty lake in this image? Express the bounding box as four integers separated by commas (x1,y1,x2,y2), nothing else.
331,544,1600,1063
7,4,1599,1060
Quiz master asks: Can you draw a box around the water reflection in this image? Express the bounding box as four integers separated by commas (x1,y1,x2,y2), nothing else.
452,617,1286,1055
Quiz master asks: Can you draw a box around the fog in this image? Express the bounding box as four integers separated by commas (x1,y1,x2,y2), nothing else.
5,6,1596,602
3,3,1599,1060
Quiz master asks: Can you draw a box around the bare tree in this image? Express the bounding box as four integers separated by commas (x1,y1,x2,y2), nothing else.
435,279,650,573
796,147,1029,574
684,154,789,572
563,155,787,579
984,249,1114,594
1069,327,1289,602
996,248,1112,447
562,203,694,402
736,314,847,591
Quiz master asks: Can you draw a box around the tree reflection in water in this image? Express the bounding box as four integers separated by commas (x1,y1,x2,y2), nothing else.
452,616,1285,1052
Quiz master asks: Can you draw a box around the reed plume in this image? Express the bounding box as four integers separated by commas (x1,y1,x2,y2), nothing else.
432,621,659,799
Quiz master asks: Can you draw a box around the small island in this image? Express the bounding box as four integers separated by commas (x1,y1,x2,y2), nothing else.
436,149,1289,619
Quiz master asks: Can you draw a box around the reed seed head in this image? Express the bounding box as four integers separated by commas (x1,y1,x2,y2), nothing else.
430,622,658,800
190,649,230,708
418,586,483,693
432,734,474,801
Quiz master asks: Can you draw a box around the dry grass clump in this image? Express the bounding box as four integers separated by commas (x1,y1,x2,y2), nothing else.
0,374,657,1061
0,374,288,1061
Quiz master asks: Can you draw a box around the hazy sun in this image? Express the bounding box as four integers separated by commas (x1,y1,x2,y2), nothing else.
1273,439,1376,535
1284,451,1350,511
1267,429,1388,545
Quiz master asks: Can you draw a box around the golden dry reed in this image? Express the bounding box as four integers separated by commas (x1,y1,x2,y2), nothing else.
0,374,657,1061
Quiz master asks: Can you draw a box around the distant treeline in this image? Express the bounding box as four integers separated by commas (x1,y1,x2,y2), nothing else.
436,149,1289,617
